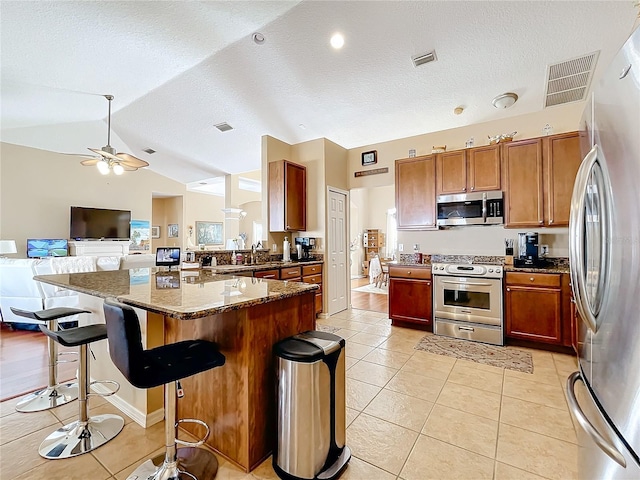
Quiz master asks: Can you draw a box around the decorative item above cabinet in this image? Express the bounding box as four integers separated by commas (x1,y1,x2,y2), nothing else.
269,159,306,232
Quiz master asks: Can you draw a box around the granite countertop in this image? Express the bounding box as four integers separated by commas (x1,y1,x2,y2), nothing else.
504,264,570,274
204,259,323,274
34,269,318,320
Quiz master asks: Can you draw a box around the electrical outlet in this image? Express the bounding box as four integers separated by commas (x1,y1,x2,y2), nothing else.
398,243,404,252
413,244,420,251
540,244,549,255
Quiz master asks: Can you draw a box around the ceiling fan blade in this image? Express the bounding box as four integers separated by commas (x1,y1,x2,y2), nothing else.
80,158,101,166
121,164,139,171
115,152,149,168
88,147,120,162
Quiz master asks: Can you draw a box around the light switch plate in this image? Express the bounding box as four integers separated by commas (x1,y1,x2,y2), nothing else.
398,244,404,252
540,244,549,255
413,244,420,251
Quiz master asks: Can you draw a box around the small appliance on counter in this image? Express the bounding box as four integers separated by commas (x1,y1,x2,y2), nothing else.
514,232,549,267
294,237,316,261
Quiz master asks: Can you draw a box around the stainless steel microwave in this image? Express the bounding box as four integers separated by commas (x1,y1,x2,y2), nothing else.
436,191,503,226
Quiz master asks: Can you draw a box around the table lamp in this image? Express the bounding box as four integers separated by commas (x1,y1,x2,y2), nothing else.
0,240,17,257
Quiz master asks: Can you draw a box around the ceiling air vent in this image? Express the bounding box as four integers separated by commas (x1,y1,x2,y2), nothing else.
544,51,599,108
214,122,233,132
142,148,156,154
412,50,437,68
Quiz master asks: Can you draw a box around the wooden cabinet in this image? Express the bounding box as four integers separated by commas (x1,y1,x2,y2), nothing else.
436,145,501,195
503,132,581,228
505,272,563,344
395,155,437,230
302,264,323,314
280,265,302,282
388,265,432,329
269,160,306,232
254,269,279,279
363,228,385,273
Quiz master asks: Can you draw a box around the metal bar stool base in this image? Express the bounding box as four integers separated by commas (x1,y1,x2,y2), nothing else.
125,447,219,480
39,414,124,459
15,382,78,413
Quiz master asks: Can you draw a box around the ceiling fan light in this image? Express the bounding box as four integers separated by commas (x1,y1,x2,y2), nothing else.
113,163,124,175
97,160,110,175
492,92,518,109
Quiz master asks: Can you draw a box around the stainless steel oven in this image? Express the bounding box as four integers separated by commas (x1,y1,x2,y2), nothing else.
432,263,504,345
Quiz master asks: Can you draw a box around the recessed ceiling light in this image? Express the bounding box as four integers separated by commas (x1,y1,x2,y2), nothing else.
330,33,344,49
492,92,518,109
252,32,265,45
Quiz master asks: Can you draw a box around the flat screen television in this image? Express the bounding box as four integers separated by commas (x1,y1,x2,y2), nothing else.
27,239,68,258
156,247,181,269
70,206,131,240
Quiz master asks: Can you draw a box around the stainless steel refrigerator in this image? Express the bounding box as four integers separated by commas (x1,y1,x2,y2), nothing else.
568,26,640,479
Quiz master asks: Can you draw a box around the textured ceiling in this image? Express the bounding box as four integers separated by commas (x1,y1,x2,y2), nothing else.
1,1,636,184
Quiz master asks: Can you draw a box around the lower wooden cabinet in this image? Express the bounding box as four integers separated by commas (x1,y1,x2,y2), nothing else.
388,265,432,329
302,264,323,314
253,269,279,279
505,272,562,344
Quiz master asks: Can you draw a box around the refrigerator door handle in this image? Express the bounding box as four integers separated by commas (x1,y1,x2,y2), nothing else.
569,145,599,333
566,372,627,467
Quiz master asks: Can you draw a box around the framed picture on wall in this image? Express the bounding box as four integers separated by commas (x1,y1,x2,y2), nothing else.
361,150,377,166
167,224,179,238
196,221,223,245
151,226,160,239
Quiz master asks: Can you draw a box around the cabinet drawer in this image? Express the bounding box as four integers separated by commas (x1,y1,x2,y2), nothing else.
506,272,560,288
302,264,322,276
254,269,279,279
389,265,431,280
303,274,322,285
281,266,302,278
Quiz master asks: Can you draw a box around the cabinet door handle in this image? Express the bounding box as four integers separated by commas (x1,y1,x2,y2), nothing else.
470,186,475,191
506,287,511,291
549,219,553,224
263,275,276,278
462,187,467,191
530,277,535,282
407,271,411,275
539,220,544,224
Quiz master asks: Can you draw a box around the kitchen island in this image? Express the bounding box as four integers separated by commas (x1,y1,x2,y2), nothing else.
34,268,318,472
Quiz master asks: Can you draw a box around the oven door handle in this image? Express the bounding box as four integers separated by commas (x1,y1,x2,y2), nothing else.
440,280,493,287
482,192,487,223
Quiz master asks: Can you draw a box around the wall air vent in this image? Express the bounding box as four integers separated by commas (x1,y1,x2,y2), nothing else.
142,148,156,154
214,122,233,132
412,50,437,68
544,51,599,107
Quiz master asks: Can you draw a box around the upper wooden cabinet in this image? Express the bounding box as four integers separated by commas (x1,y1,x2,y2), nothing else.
268,160,306,232
395,155,437,230
436,145,501,195
503,132,581,228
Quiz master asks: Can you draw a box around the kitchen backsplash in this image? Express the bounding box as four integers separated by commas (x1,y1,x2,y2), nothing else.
399,253,569,267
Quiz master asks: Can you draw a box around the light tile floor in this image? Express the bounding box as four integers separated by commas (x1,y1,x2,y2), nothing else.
0,308,579,480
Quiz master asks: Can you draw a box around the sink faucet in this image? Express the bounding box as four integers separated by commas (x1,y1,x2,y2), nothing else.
251,244,257,264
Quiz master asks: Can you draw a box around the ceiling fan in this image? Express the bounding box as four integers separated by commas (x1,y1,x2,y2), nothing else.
79,94,149,175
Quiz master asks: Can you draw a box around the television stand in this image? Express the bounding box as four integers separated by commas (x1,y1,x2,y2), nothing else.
69,240,130,257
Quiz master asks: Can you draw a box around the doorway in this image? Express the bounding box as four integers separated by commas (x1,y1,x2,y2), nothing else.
349,186,396,314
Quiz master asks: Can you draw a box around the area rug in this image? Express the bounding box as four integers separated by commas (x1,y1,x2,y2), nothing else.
316,325,341,334
352,284,388,295
414,333,534,373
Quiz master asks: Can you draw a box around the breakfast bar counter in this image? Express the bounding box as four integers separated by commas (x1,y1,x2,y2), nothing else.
34,268,318,472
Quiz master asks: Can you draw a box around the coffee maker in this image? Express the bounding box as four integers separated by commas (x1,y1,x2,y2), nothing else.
514,232,546,267
294,237,316,261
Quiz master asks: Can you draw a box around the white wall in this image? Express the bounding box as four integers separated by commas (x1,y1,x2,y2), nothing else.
0,142,223,256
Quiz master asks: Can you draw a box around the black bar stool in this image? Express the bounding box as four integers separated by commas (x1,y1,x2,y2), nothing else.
103,298,226,480
38,322,124,459
10,307,89,412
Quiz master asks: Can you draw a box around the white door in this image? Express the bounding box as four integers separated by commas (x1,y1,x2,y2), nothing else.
328,188,348,315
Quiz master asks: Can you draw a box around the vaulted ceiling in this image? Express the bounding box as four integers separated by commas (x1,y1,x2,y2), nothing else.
1,1,636,185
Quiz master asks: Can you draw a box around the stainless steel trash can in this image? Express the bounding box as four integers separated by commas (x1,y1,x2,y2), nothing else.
273,331,351,480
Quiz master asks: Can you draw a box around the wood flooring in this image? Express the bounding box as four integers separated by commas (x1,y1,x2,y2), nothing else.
351,277,388,314
0,322,76,401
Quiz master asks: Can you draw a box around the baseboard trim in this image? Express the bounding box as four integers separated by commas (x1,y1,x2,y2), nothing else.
91,379,164,428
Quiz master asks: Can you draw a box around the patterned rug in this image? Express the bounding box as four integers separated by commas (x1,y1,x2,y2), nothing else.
316,325,341,334
415,333,534,373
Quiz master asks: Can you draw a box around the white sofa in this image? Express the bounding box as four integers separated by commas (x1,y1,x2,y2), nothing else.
0,254,155,325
